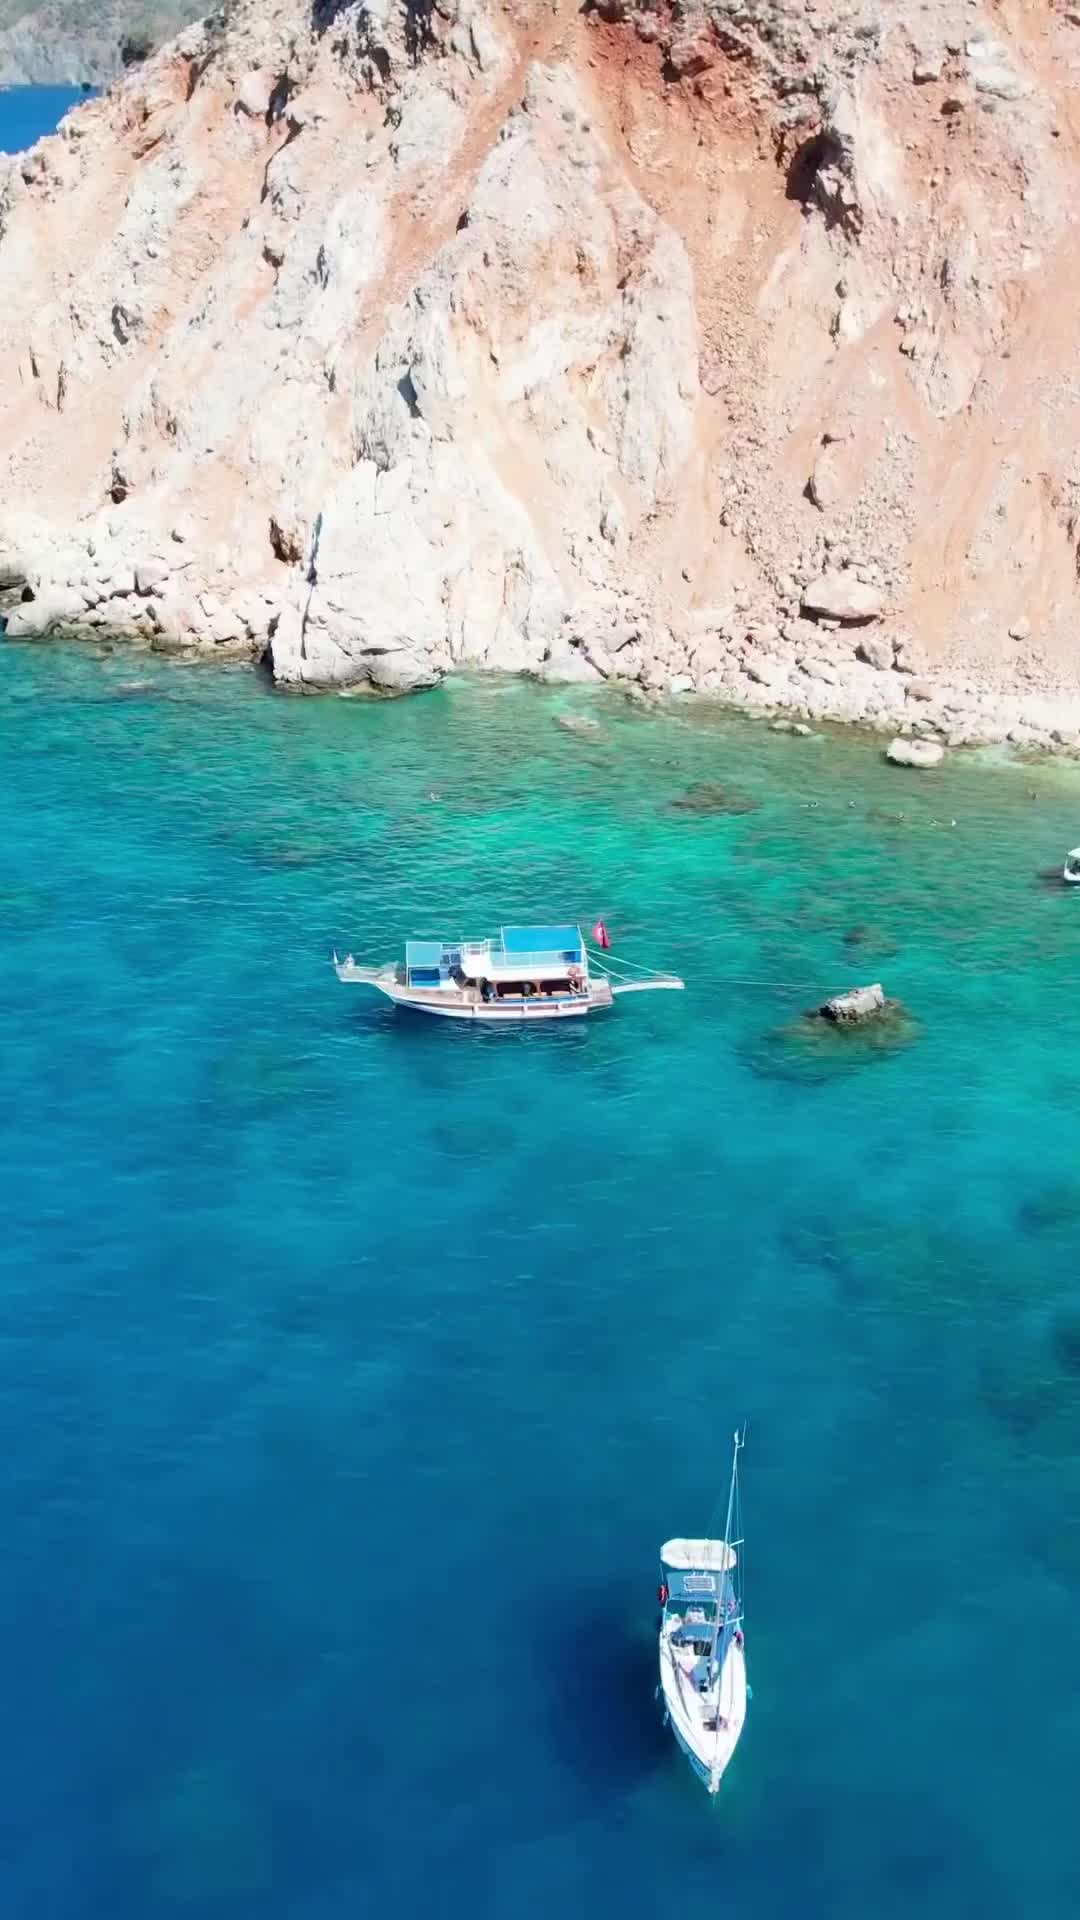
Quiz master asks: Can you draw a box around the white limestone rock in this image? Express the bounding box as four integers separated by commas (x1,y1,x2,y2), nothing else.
802,575,886,625
135,558,169,595
886,737,945,768
235,71,271,119
4,583,86,635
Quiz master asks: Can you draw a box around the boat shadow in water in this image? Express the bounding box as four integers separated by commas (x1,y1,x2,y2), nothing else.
541,1601,668,1796
342,1001,594,1050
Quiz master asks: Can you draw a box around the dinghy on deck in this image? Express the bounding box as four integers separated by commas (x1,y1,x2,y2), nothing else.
332,925,683,1021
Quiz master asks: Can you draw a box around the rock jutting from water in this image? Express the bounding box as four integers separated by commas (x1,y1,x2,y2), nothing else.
887,737,945,769
5,1,1080,753
818,983,887,1024
750,991,920,1084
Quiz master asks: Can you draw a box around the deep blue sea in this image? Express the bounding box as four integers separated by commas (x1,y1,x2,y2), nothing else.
0,86,89,153
2,641,1080,1917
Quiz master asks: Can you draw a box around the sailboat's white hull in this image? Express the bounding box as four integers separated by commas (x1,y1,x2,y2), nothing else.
659,1630,747,1794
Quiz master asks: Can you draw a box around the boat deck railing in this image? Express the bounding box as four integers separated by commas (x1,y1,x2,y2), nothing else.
452,942,585,973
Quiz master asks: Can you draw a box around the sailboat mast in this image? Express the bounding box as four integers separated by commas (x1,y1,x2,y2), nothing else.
721,1428,742,1565
710,1429,742,1671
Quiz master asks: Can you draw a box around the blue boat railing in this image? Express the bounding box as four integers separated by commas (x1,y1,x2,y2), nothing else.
439,943,584,972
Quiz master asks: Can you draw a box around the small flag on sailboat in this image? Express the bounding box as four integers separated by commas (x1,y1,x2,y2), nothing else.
591,919,611,950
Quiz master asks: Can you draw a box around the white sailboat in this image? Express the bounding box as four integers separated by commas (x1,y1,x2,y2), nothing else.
658,1429,747,1795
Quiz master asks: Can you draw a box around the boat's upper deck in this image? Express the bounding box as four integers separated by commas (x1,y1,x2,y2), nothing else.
405,925,586,988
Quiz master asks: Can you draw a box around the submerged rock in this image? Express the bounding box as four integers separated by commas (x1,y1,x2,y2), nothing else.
842,924,900,958
1017,1182,1080,1235
670,782,759,816
1052,1311,1080,1375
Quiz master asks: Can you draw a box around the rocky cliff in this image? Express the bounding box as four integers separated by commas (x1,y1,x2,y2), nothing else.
0,1,198,84
3,0,1080,745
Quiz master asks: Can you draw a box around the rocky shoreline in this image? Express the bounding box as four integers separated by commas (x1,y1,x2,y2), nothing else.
7,550,1080,766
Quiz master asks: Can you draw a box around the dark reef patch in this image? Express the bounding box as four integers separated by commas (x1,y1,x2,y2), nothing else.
670,782,759,817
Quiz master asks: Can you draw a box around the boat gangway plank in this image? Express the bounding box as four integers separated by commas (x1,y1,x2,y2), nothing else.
610,975,685,995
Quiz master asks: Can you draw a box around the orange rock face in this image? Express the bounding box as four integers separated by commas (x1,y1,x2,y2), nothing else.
2,0,1080,742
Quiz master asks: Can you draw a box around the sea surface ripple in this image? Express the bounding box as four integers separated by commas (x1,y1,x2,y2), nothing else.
2,643,1079,1917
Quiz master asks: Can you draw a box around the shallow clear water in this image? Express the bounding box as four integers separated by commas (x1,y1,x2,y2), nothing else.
0,85,90,153
2,641,1079,1916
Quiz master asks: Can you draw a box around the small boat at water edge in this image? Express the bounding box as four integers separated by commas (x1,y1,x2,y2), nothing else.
658,1429,747,1796
332,924,684,1021
1064,848,1080,885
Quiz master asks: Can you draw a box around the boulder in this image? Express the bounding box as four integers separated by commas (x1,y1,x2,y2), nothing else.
857,634,895,671
235,71,270,118
538,643,604,686
801,574,885,625
667,23,714,78
3,584,86,636
819,983,886,1024
886,736,944,767
269,511,307,565
135,559,169,595
972,64,1026,100
807,438,849,513
894,642,929,675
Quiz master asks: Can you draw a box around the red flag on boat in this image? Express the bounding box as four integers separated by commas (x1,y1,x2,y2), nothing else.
591,919,611,950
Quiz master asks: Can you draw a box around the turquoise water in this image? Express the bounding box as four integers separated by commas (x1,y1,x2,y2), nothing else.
0,86,89,153
3,641,1080,1915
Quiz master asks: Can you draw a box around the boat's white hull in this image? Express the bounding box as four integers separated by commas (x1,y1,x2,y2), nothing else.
386,992,596,1021
659,1631,747,1794
333,960,611,1019
332,949,681,1016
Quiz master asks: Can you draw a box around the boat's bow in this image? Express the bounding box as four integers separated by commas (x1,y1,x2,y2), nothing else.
332,952,399,995
659,1619,747,1795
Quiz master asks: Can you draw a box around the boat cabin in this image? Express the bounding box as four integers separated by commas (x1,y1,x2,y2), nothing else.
660,1538,740,1654
404,925,589,1003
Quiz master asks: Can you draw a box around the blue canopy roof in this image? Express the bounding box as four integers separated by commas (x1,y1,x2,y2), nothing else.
500,925,582,957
